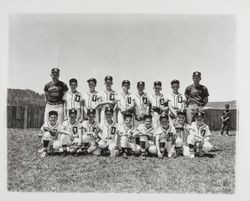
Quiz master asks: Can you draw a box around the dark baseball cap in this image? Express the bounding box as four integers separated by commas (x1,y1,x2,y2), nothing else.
105,76,113,82
105,107,114,114
193,71,201,77
123,112,133,119
51,68,60,74
137,81,145,87
143,114,152,120
194,111,205,118
69,108,77,115
49,110,58,117
225,104,230,108
171,79,180,85
87,109,96,115
87,78,97,84
122,80,130,86
154,81,162,87
160,113,168,120
177,110,186,116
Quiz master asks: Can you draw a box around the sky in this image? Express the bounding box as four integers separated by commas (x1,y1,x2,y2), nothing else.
8,14,236,102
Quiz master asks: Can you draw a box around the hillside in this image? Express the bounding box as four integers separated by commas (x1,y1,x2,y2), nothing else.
8,89,46,106
206,100,237,109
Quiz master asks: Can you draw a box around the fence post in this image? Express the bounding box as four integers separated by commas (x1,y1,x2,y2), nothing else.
23,106,28,129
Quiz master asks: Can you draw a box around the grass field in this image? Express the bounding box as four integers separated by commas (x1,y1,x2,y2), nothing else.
7,128,235,193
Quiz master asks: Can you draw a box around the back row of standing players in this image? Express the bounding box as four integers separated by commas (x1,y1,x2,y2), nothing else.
41,67,211,158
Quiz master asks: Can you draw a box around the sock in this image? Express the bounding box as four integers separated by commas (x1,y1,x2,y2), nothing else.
43,140,49,151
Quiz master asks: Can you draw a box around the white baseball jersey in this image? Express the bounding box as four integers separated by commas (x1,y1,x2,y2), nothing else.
150,93,167,109
154,125,176,142
190,122,211,138
98,89,117,106
81,120,100,134
167,92,185,111
61,120,82,136
63,91,83,110
41,122,62,140
136,123,155,140
118,123,136,138
116,92,135,111
134,92,151,116
83,91,100,109
99,120,118,140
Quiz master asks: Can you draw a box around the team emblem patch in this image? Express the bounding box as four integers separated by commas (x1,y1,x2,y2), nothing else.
111,127,116,135
127,97,131,104
143,97,147,104
110,93,114,101
160,98,164,105
75,95,80,102
178,96,183,103
92,95,97,101
73,127,78,134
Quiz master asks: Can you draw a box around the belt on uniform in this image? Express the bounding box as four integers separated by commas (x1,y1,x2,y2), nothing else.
47,102,63,105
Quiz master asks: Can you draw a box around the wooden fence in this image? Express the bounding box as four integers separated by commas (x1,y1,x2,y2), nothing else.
7,105,237,131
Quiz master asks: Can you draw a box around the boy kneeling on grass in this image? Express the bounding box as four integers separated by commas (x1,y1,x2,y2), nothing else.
39,110,72,158
152,113,176,159
187,111,213,158
133,114,157,159
117,112,141,158
75,109,101,156
98,107,119,157
173,110,191,157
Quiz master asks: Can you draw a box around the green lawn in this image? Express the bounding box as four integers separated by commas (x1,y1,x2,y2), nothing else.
7,129,235,193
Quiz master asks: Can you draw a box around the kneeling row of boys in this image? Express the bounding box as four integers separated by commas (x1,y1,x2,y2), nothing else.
38,107,213,159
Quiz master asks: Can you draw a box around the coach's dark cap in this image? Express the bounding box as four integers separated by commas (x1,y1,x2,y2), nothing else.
154,81,162,87
122,80,130,86
69,109,77,115
87,78,97,84
105,76,113,82
51,68,60,74
105,107,114,114
193,71,201,77
160,113,168,120
171,79,180,85
137,81,145,86
87,109,96,115
143,114,152,120
123,112,133,119
194,111,205,118
225,104,230,108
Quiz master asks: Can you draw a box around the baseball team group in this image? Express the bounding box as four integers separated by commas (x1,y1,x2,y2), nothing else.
38,68,232,159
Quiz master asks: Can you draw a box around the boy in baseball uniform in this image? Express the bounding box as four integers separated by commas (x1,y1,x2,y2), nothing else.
134,81,151,127
150,81,168,129
116,80,136,126
78,109,101,156
167,79,185,126
133,114,156,159
61,108,82,155
97,76,117,124
187,111,213,158
118,112,140,158
152,113,176,158
63,78,84,123
98,107,119,157
39,111,67,158
83,78,100,122
173,110,191,157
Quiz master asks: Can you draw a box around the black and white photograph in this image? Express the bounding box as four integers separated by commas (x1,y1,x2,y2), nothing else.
1,0,250,199
6,13,237,193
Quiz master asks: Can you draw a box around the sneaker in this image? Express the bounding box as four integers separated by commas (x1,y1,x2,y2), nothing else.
41,151,47,158
140,152,147,160
122,152,128,159
189,153,195,158
38,148,44,153
59,148,64,153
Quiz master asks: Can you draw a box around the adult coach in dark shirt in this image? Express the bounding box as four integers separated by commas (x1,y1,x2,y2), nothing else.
44,68,68,125
185,71,209,124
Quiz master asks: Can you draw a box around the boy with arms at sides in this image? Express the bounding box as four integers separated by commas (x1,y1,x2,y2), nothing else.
187,111,213,158
97,76,117,124
63,78,84,123
98,107,119,157
152,113,176,159
173,110,191,157
39,110,71,158
220,104,231,136
133,114,156,159
167,79,186,126
118,112,141,158
116,80,136,126
150,81,169,129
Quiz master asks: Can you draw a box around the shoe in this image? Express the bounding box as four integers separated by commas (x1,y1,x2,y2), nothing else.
122,152,128,159
59,148,64,153
61,151,67,157
41,151,47,158
140,152,147,160
38,148,44,153
189,153,195,158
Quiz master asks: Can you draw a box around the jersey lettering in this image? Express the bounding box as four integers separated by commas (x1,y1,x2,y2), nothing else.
111,127,116,135
75,95,80,102
73,126,78,134
143,97,148,104
92,95,97,101
110,93,114,101
178,96,183,103
201,129,206,137
127,97,131,104
160,98,164,105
